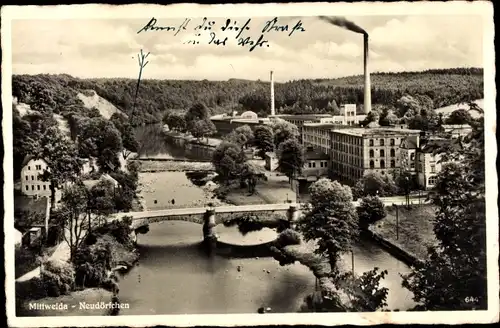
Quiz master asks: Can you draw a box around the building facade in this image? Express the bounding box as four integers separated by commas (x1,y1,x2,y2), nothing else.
330,128,421,183
21,157,52,198
400,136,451,190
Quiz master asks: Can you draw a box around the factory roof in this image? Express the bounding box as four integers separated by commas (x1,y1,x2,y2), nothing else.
331,127,421,137
277,114,333,121
304,147,330,160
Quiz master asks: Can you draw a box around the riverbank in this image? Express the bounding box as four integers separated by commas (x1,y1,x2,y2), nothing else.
16,223,139,317
133,159,214,173
371,204,437,261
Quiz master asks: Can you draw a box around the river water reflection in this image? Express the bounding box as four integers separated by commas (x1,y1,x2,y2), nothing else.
120,125,416,313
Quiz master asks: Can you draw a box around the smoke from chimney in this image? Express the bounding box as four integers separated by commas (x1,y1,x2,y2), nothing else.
363,34,371,114
320,16,371,114
270,70,275,116
319,16,367,35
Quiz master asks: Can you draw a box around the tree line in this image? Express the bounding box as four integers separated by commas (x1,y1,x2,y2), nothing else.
12,68,483,126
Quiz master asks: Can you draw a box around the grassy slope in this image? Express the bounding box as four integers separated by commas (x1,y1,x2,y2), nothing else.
371,204,438,260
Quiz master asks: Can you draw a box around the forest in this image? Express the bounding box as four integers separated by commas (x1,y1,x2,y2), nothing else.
12,67,483,125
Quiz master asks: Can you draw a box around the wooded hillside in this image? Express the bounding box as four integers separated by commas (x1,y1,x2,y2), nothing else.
12,68,483,125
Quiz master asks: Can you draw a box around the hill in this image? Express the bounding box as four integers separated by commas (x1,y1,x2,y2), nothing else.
12,68,483,125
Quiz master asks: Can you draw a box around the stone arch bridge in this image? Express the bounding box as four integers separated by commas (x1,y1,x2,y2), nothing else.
109,203,302,243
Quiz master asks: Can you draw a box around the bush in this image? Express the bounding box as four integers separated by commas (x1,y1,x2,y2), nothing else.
223,213,287,235
275,229,301,247
357,196,387,229
40,259,75,297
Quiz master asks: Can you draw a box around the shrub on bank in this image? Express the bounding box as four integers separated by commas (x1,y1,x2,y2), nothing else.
223,213,288,235
41,259,75,297
275,229,301,247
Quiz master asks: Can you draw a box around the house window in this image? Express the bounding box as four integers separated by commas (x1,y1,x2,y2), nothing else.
410,153,415,161
391,160,396,168
428,176,437,185
380,139,385,146
419,164,423,171
390,138,395,146
411,163,415,169
25,186,29,191
28,166,30,170
380,149,385,157
31,185,35,191
369,149,374,158
430,165,436,173
43,185,46,190
369,160,375,169
31,175,34,180
380,160,385,169
369,139,374,146
390,149,396,157
308,162,312,168
312,162,316,168
25,176,29,181
37,185,40,191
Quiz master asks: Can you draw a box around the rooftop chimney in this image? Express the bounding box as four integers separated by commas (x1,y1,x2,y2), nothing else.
363,34,371,114
270,71,275,116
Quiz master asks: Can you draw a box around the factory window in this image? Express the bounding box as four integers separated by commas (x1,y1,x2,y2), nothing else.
380,139,385,146
390,138,395,146
390,149,396,157
391,160,396,168
380,160,386,169
369,139,374,146
369,160,375,169
369,149,374,158
380,149,385,157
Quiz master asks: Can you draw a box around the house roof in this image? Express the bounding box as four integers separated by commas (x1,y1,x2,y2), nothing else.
21,155,46,168
419,138,451,153
400,136,419,149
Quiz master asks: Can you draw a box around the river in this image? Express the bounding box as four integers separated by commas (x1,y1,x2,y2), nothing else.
119,125,416,314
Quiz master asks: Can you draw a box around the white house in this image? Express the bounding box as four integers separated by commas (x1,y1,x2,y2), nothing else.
20,156,52,199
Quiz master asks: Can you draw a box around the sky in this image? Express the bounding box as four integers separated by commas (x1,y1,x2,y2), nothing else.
11,14,484,82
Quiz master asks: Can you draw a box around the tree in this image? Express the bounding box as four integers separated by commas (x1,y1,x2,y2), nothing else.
233,125,254,149
190,119,217,142
356,196,387,229
402,103,486,310
163,112,187,132
253,125,274,158
277,138,305,183
352,172,398,199
297,178,358,274
272,119,300,147
212,141,246,183
36,127,83,212
110,112,139,159
51,183,89,261
78,117,123,172
87,179,116,229
446,108,472,125
185,102,211,128
340,268,389,311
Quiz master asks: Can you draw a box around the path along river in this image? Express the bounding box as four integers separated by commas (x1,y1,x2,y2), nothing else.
117,126,415,314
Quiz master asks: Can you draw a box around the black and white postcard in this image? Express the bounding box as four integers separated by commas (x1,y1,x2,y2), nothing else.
2,2,498,326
